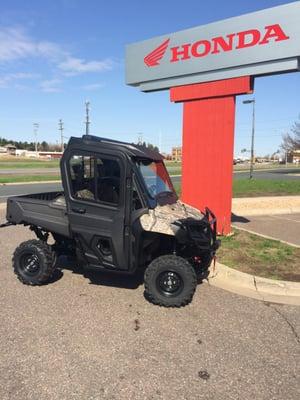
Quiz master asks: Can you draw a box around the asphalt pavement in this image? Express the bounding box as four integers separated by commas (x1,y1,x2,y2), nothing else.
0,208,299,400
234,167,300,181
233,213,300,247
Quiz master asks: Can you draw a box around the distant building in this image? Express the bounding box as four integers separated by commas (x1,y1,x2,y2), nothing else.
172,146,182,162
5,144,16,155
12,149,63,159
38,151,63,159
287,150,300,164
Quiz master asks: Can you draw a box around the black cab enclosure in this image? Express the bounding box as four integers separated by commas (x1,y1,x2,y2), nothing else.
2,135,219,307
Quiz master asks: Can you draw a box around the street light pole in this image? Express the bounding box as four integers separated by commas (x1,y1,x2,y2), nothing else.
243,99,255,179
85,101,90,135
59,119,64,152
33,123,39,156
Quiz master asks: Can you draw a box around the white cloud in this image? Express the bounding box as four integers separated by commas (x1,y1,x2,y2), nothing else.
59,57,113,75
40,79,62,93
82,83,105,91
0,71,38,88
0,26,114,77
0,28,35,61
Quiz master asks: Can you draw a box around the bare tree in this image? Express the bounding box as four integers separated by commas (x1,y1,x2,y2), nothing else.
281,115,300,152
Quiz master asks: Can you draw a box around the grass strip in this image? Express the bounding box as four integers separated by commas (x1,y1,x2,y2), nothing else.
233,179,300,197
0,175,61,184
218,228,300,281
174,180,300,198
0,161,59,169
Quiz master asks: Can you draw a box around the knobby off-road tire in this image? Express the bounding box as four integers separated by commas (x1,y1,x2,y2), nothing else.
13,240,57,285
144,255,197,307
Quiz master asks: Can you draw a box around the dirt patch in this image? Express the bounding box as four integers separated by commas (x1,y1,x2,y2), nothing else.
218,229,300,282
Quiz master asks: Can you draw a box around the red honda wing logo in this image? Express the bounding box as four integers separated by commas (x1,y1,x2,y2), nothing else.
144,38,170,67
143,24,289,68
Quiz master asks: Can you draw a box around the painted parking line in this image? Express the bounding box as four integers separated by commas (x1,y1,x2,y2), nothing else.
268,214,300,223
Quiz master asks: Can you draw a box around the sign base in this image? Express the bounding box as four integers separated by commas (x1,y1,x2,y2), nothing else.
170,77,253,234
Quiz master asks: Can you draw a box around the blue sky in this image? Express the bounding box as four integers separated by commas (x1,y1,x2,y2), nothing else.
0,0,299,156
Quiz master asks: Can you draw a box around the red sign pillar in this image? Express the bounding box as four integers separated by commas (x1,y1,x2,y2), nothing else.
170,77,253,235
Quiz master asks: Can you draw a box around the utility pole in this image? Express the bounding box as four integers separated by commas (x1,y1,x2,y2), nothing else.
33,123,39,156
242,99,255,179
85,101,90,135
137,132,143,145
59,119,64,152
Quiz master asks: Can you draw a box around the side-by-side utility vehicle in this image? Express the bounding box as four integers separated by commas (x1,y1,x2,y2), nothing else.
1,135,219,307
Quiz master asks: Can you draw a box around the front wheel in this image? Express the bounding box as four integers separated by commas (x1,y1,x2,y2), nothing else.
13,240,57,285
144,255,197,307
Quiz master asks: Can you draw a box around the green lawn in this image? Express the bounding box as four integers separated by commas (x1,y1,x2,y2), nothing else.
165,162,300,172
233,179,300,197
0,160,59,169
174,179,300,198
165,161,182,168
0,175,60,184
218,228,300,281
168,168,181,176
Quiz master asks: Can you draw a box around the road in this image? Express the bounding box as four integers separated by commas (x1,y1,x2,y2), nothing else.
234,167,300,180
0,208,299,400
0,168,300,203
0,168,59,175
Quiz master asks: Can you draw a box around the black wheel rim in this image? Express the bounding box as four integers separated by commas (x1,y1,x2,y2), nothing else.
156,271,184,297
20,253,40,276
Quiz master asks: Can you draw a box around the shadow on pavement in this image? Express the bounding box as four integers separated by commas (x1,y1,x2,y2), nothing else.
57,255,143,290
55,255,210,291
231,213,250,223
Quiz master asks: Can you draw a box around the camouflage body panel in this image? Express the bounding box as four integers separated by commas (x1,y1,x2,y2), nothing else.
75,189,95,200
139,200,204,236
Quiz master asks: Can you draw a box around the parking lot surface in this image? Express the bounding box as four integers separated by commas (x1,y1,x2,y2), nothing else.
0,209,299,400
233,213,300,246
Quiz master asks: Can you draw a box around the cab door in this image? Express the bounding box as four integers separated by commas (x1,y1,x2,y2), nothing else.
62,149,131,271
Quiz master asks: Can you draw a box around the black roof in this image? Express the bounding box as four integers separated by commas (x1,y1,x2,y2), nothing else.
68,135,163,161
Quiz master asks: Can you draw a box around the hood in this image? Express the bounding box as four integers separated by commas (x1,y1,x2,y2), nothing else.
139,200,204,236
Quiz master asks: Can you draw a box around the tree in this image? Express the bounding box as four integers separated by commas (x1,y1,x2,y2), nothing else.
138,141,159,152
281,115,300,152
41,141,49,151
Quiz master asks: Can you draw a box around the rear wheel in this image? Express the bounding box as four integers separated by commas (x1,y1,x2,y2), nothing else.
144,255,197,307
13,240,56,285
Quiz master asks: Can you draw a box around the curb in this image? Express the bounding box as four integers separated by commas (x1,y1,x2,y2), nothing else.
233,207,300,216
232,195,300,217
208,262,300,306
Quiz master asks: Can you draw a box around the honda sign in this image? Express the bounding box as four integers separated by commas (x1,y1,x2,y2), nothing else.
125,2,300,91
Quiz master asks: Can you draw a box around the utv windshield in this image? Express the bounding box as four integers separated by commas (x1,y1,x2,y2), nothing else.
134,159,176,201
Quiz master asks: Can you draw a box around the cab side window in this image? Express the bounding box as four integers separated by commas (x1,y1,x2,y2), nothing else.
69,154,121,205
70,155,96,201
96,158,120,204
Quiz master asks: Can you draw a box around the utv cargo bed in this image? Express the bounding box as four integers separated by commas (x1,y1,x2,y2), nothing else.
6,192,70,237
